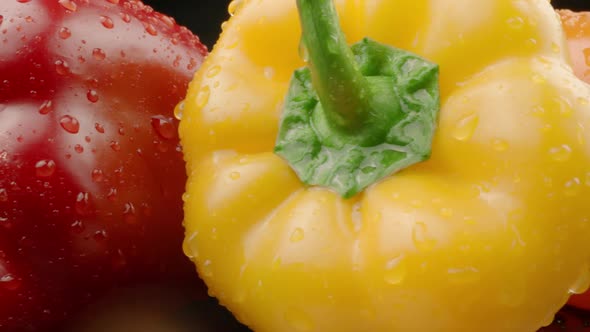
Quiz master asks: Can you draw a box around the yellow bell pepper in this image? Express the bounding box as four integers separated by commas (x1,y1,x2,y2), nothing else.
179,0,590,331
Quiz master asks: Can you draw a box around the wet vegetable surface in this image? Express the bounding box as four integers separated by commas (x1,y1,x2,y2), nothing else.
0,0,207,330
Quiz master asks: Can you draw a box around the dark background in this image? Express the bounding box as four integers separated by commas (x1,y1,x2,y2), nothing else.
142,0,590,49
126,1,590,331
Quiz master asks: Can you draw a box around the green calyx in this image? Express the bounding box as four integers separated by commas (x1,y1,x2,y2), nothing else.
274,0,440,198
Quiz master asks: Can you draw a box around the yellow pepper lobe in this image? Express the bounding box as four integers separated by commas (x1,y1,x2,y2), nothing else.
179,0,590,331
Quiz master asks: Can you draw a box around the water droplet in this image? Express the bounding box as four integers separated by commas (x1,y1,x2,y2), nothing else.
569,263,590,294
95,123,105,133
0,188,8,202
195,85,211,109
264,66,275,80
0,274,20,291
58,27,71,39
174,101,184,120
229,171,241,180
93,230,107,241
107,188,117,201
92,48,106,60
74,144,84,153
298,38,309,62
206,65,221,78
228,0,244,16
91,169,104,182
201,259,213,278
59,115,80,134
350,202,363,233
447,266,481,284
151,115,176,140
86,89,99,103
284,308,314,332
491,138,508,152
110,141,120,151
70,220,85,233
506,16,524,29
172,55,182,68
123,202,137,224
106,0,119,3
35,160,56,178
55,59,70,75
549,97,573,118
187,57,198,71
548,144,572,162
290,227,305,243
75,192,93,216
100,15,114,29
412,222,436,251
38,100,53,114
144,23,157,36
452,114,479,141
183,239,196,259
120,12,131,23
384,255,406,285
564,177,581,197
58,0,77,12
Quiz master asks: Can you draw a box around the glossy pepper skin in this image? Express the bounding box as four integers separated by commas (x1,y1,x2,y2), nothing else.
559,9,590,312
0,0,206,330
180,0,590,331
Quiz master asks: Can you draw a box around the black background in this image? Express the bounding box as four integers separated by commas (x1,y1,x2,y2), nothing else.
132,1,590,331
142,0,590,49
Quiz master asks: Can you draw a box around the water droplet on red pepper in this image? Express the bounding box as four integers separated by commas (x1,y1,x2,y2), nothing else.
120,12,131,23
91,168,104,182
95,123,105,133
123,202,137,224
110,141,120,151
75,192,93,216
100,15,114,29
35,160,56,178
0,189,7,202
86,89,99,103
58,27,71,39
59,115,80,134
107,188,117,201
55,59,70,75
0,274,21,291
38,100,54,114
93,230,107,241
107,0,120,4
92,48,106,60
70,220,85,234
144,23,157,36
74,144,84,153
58,0,77,12
151,115,176,140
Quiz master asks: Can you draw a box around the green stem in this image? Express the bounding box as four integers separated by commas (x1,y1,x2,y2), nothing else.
296,0,368,130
